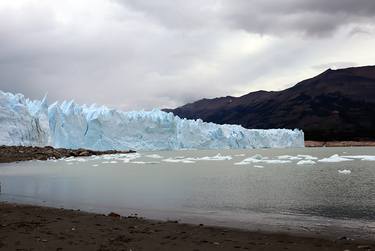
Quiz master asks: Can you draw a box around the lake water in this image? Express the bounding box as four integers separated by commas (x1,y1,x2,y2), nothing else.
1,147,375,240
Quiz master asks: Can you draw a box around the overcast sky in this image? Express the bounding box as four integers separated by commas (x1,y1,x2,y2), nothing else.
1,0,375,110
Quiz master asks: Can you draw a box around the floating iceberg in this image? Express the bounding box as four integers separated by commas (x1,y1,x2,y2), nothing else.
234,154,292,165
338,169,351,174
196,153,232,161
318,154,353,163
0,91,305,150
297,160,316,165
254,165,264,168
342,155,375,161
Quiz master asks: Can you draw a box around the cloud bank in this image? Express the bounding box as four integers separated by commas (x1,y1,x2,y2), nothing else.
0,0,374,110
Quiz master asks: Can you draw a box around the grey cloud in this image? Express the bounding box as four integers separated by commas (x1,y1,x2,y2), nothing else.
113,0,222,30
0,1,228,109
0,0,374,111
117,0,375,36
312,62,358,71
223,0,375,36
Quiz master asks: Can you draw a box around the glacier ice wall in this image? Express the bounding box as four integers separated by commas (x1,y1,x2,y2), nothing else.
0,91,304,150
0,92,50,147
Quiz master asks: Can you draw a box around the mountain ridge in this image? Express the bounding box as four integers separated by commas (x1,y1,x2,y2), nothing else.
164,65,375,141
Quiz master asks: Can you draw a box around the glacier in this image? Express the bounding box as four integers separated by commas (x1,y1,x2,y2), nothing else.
0,91,304,150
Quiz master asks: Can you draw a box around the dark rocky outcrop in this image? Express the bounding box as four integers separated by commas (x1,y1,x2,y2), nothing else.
0,145,135,163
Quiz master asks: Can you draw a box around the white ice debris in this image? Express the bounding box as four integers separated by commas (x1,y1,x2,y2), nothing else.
277,155,319,161
297,155,318,160
264,159,292,164
341,155,375,161
297,160,316,165
278,155,302,160
234,161,250,165
338,169,351,174
145,154,163,159
254,165,264,168
131,161,160,164
162,158,195,164
235,154,291,165
318,154,353,163
197,153,232,161
235,154,320,165
0,91,305,151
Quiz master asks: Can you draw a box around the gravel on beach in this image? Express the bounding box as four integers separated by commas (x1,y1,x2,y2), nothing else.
0,202,374,251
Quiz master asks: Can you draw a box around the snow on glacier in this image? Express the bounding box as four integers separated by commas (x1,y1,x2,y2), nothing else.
0,91,305,150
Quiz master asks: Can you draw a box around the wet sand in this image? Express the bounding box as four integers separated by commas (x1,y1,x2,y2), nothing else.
0,202,374,251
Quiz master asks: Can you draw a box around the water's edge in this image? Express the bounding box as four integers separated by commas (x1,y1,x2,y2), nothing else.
1,193,374,241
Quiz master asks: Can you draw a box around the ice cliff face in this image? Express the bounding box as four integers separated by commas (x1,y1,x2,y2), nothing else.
0,92,50,147
0,91,304,150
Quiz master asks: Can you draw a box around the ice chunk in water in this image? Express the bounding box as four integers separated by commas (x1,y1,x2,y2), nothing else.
145,154,163,159
254,165,264,168
338,169,351,174
297,160,316,165
277,155,302,160
234,161,250,165
235,154,291,165
162,158,195,164
198,153,232,161
263,159,291,164
341,155,375,161
318,154,353,163
131,161,160,164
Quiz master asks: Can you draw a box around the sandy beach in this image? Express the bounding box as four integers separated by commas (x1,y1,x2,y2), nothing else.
0,202,374,251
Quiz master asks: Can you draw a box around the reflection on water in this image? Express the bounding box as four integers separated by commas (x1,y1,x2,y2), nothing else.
1,147,375,239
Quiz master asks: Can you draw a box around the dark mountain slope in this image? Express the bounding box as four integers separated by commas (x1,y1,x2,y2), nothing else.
164,66,375,141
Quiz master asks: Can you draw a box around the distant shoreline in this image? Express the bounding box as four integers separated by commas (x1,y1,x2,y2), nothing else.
0,202,373,250
0,145,135,163
305,141,375,147
1,142,375,164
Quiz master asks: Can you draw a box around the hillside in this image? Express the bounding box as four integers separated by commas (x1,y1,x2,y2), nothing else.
165,66,375,141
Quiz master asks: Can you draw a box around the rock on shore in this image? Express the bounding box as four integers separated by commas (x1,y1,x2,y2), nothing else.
0,145,135,163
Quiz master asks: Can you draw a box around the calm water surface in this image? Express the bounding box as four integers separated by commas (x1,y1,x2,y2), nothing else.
1,147,375,239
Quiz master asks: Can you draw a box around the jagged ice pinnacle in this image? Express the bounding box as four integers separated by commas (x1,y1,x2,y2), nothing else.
0,91,304,150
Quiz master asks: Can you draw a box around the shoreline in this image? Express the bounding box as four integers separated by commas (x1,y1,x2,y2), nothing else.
305,141,375,147
0,145,135,163
1,142,375,164
0,202,374,251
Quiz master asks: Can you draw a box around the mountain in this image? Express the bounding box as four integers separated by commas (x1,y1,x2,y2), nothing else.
164,66,375,141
